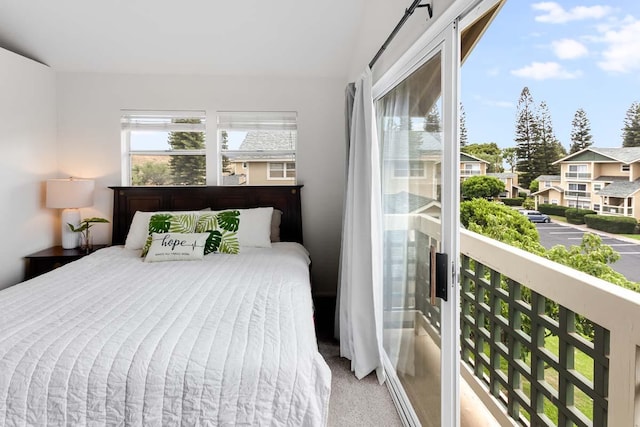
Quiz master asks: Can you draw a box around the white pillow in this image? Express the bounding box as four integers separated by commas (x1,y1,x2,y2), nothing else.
125,210,205,250
234,207,274,248
144,232,209,262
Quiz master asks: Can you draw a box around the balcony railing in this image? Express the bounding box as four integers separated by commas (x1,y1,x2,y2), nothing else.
565,191,591,198
565,172,592,180
390,213,640,426
461,169,482,176
602,205,633,216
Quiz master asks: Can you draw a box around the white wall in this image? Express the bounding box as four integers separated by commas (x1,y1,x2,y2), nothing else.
56,73,346,296
0,48,58,289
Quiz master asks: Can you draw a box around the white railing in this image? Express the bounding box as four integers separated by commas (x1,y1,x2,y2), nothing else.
460,169,482,176
459,229,640,426
565,172,592,180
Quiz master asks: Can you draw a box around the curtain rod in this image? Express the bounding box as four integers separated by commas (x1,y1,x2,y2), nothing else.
368,1,433,69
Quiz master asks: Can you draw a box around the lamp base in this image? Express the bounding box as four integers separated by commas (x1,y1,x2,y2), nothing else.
61,208,80,249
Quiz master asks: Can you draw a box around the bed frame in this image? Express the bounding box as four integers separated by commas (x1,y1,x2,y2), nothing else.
109,185,304,245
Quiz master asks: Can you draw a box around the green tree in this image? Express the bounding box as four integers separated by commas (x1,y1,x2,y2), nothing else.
168,119,206,185
461,175,505,200
534,101,564,176
569,108,593,153
425,104,442,133
220,130,232,174
462,142,503,172
515,87,539,188
132,161,172,185
502,147,517,173
529,179,539,193
459,102,468,147
622,101,640,147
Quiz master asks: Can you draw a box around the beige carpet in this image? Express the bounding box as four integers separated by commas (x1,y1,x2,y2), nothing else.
319,339,403,427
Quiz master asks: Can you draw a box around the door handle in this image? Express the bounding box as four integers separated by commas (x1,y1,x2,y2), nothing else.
429,246,448,303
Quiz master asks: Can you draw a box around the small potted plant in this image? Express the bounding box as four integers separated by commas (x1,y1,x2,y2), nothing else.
68,217,109,252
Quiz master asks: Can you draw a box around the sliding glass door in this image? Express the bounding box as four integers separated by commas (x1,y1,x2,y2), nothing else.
376,22,460,427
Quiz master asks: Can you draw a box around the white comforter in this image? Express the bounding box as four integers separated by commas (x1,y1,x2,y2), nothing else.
0,244,330,426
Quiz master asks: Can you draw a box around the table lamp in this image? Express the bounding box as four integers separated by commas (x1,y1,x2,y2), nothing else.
46,178,95,249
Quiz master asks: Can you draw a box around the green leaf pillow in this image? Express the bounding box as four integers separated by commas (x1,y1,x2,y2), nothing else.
196,210,240,254
141,212,199,257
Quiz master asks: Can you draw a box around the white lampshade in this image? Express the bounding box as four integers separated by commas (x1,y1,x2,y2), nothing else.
46,178,95,249
46,178,95,208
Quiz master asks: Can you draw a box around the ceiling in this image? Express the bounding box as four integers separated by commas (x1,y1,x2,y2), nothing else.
0,0,367,78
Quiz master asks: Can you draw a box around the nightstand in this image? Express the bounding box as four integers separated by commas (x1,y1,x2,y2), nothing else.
24,245,107,280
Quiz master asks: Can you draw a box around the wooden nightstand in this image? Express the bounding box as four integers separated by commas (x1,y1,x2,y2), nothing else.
24,245,108,280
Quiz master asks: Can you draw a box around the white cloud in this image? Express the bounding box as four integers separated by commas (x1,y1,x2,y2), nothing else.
511,62,582,80
533,2,612,24
597,18,640,73
551,39,588,59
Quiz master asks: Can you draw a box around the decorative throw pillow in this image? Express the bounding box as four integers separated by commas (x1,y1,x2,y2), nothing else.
236,207,274,248
141,212,199,257
144,232,209,262
196,210,240,254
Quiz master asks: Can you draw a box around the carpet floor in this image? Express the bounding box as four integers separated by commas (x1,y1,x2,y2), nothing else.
319,339,403,427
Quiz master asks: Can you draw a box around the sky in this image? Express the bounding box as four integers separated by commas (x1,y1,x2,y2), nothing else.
461,0,640,150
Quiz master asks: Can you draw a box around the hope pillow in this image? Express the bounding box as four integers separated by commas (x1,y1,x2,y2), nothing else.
144,232,209,262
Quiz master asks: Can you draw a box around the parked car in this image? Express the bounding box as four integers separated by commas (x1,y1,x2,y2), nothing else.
520,209,551,223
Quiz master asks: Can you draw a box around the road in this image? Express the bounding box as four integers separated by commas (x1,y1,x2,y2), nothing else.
536,222,640,283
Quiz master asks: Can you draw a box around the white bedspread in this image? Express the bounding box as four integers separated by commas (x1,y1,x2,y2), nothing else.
0,244,331,426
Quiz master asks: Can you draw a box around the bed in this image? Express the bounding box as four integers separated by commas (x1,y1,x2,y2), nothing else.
0,185,331,426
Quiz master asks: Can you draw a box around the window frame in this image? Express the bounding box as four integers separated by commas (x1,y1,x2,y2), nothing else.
121,110,207,186
267,161,296,180
394,160,426,178
622,164,630,172
217,111,297,186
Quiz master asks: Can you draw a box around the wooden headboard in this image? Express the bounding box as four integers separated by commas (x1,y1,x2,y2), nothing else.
109,185,304,245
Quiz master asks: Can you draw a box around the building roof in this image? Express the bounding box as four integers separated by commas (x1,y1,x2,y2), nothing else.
535,175,561,182
238,130,296,151
384,191,437,214
594,175,630,182
487,173,516,179
461,152,490,164
225,130,296,161
596,180,640,198
555,147,640,164
532,186,564,196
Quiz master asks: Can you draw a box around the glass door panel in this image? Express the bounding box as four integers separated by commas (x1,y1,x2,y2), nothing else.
379,50,445,426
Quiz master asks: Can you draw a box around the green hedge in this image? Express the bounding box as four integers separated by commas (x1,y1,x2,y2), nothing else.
501,197,525,206
538,204,569,216
565,208,597,224
584,214,637,234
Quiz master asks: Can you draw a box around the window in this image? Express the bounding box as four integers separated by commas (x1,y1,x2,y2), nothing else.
568,183,587,192
568,164,587,172
594,204,601,211
593,183,602,191
544,181,551,188
218,111,297,186
395,160,425,177
622,164,630,172
121,110,206,186
268,162,296,179
551,199,558,205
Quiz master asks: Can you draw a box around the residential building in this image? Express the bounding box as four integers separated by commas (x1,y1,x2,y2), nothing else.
533,147,640,219
532,174,563,205
460,152,488,180
486,172,525,198
224,130,296,186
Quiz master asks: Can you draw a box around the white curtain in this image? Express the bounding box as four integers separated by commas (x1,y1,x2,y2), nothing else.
337,68,385,383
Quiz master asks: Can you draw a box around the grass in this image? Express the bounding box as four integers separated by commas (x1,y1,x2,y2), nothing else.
485,334,594,422
621,234,640,240
549,215,567,223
